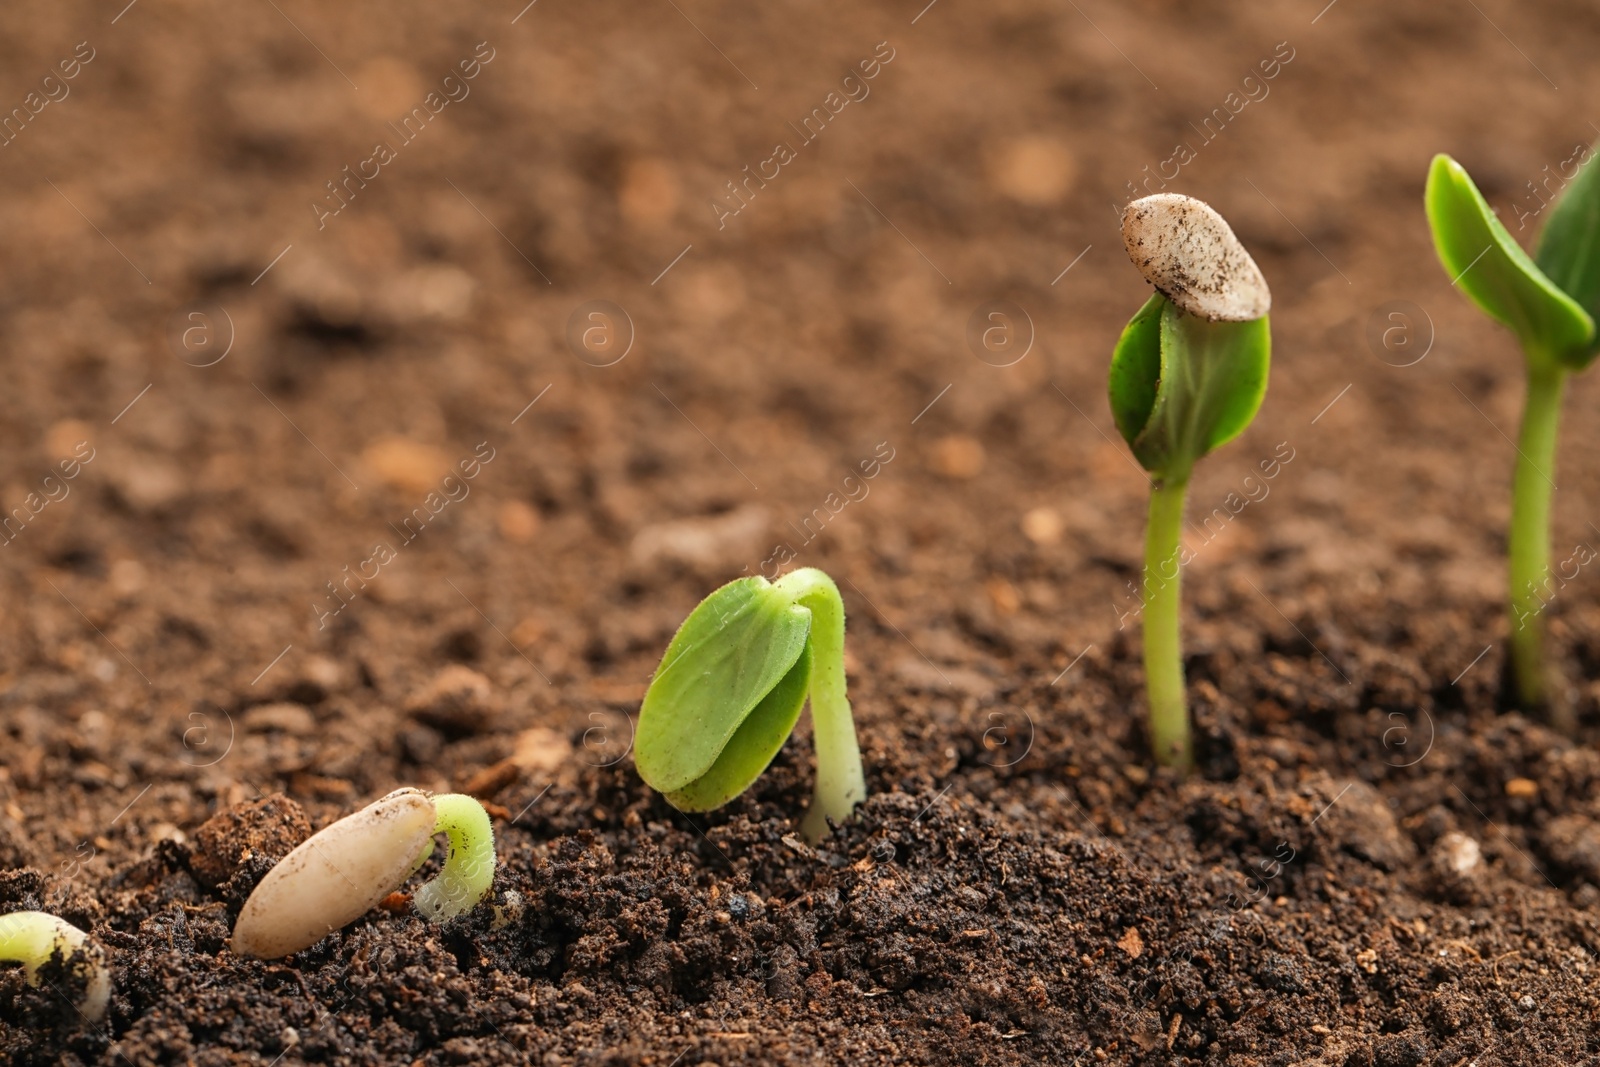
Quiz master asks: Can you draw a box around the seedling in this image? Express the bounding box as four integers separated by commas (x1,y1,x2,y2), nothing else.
636,567,865,842
1112,194,1273,770
1425,151,1600,725
410,792,496,922
232,788,495,958
0,910,110,1023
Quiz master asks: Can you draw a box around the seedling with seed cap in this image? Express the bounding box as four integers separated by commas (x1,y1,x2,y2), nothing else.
1111,193,1274,771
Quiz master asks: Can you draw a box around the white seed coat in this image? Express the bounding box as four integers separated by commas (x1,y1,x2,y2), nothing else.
1121,194,1271,322
231,789,436,959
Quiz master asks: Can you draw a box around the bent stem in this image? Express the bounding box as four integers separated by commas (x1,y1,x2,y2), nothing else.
1144,478,1193,771
1508,362,1568,726
0,911,110,1023
778,568,867,842
412,793,496,922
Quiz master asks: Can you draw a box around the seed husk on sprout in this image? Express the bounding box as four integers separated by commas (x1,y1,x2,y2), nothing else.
1121,193,1271,322
1110,194,1274,770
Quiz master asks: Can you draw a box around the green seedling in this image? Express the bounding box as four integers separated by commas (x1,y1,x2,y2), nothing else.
411,792,497,922
0,910,111,1023
636,567,866,843
232,788,496,958
1425,151,1600,725
1112,194,1274,771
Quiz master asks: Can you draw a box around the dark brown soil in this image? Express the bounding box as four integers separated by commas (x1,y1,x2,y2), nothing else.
4,0,1600,1063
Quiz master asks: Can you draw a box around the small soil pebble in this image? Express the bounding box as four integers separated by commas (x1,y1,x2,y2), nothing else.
497,500,541,544
628,504,769,570
405,664,497,735
1317,779,1415,870
987,135,1077,206
512,726,573,773
352,56,424,120
986,576,1021,615
618,156,681,228
361,436,453,494
1540,813,1600,883
242,702,317,736
1426,830,1485,902
0,812,31,869
189,793,311,891
1021,506,1064,545
930,435,986,479
384,264,475,323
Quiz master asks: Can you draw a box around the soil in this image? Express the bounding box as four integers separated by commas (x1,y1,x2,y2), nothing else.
3,0,1600,1063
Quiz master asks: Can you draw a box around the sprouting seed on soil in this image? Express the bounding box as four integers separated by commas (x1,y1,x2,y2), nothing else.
231,788,495,959
0,910,111,1023
635,566,866,843
1425,150,1600,728
1112,194,1274,772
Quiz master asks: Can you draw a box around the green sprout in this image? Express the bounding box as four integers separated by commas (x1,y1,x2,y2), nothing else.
1425,150,1600,725
411,792,497,922
635,567,866,842
233,788,497,958
0,911,111,1023
1112,194,1273,771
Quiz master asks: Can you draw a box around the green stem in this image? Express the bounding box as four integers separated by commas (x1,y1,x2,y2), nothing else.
412,793,496,922
1144,479,1193,771
0,910,110,1022
777,568,867,842
1508,362,1568,723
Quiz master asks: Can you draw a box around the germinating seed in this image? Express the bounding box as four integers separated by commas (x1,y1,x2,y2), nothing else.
231,789,436,959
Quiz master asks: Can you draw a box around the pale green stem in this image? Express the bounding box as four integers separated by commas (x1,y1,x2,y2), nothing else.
1508,362,1568,727
412,793,496,922
1144,478,1193,771
0,910,110,1022
777,568,867,842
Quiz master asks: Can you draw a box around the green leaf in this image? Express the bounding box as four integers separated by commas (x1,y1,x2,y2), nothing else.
664,643,811,811
1109,292,1165,453
1425,153,1594,369
1166,307,1271,458
1109,295,1270,482
1535,142,1600,361
635,577,810,795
